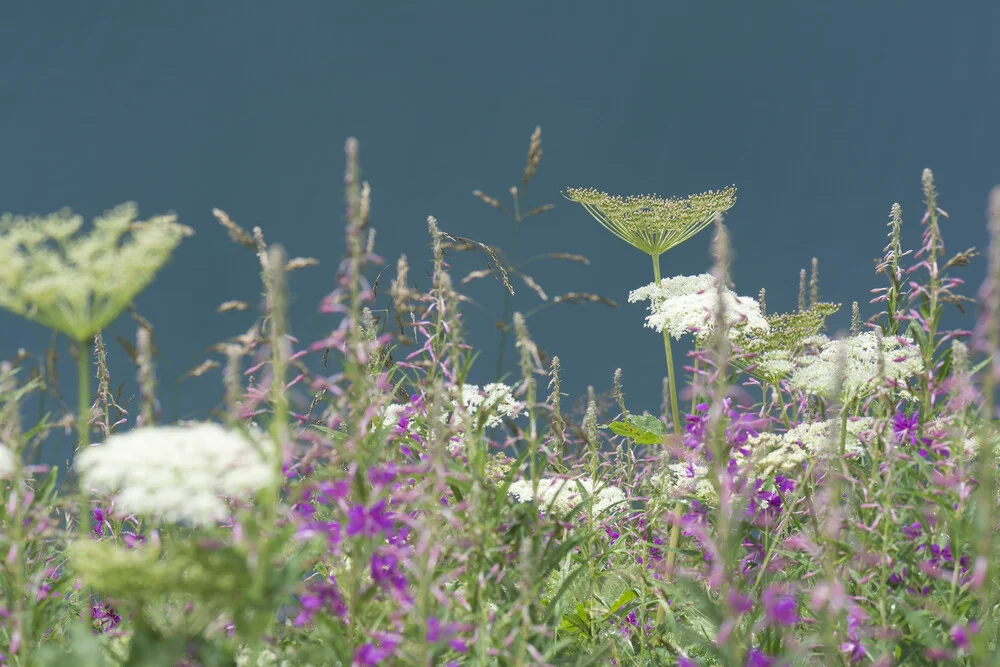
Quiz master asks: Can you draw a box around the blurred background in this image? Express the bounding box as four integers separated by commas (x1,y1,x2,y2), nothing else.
1,2,998,465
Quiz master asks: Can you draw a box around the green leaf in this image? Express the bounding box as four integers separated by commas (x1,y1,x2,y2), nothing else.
606,414,667,445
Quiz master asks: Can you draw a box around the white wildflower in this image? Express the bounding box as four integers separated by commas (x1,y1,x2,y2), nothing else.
507,477,626,517
451,382,525,427
653,461,717,502
0,444,15,479
76,422,276,527
748,417,874,477
629,273,769,341
381,403,408,429
789,332,922,401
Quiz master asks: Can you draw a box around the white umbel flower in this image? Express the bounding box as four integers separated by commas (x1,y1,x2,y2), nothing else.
748,417,874,477
507,477,626,516
629,273,769,341
76,422,276,527
652,461,718,502
0,444,15,479
451,382,525,427
789,332,922,401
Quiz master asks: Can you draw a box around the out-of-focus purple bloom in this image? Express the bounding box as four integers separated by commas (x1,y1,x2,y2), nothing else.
346,500,396,538
353,632,399,666
762,586,798,626
293,576,346,627
840,609,868,662
91,507,105,539
746,648,776,667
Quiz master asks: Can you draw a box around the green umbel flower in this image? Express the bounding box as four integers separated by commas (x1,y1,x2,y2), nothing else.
731,302,841,384
0,202,192,341
563,185,737,257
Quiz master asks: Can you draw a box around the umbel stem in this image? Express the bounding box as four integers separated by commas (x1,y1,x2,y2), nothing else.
651,253,685,581
77,337,91,450
651,254,682,435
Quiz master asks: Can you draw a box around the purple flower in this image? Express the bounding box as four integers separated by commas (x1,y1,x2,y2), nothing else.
762,586,798,626
91,600,121,633
293,576,346,627
353,632,399,666
91,507,105,539
746,648,776,667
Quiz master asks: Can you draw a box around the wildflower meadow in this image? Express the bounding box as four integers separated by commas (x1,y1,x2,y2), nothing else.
1,128,999,666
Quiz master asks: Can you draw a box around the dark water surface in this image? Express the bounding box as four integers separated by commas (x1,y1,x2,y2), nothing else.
1,3,998,465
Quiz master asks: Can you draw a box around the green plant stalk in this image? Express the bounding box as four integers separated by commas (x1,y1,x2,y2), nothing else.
651,254,686,585
77,338,91,451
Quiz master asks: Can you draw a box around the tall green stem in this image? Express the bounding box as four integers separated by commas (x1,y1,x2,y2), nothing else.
652,254,682,435
77,338,91,449
651,254,686,592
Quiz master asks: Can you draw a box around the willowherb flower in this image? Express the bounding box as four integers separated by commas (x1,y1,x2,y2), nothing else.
0,443,16,479
747,417,875,477
629,273,768,341
0,202,192,341
76,422,276,527
507,477,626,517
564,186,736,257
789,331,923,401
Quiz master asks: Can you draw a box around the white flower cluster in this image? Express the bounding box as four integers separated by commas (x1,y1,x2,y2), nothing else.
0,443,15,479
652,461,718,502
76,422,276,527
451,382,525,427
629,273,769,341
747,417,874,477
789,332,923,401
507,477,626,517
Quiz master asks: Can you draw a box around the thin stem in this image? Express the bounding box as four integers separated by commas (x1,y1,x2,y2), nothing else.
77,337,91,450
652,254,682,435
650,253,686,593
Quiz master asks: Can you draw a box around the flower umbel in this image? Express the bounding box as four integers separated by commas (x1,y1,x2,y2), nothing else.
76,422,276,526
629,273,769,341
0,202,192,341
563,185,736,257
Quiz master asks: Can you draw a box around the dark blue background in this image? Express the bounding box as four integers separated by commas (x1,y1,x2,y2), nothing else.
1,3,998,459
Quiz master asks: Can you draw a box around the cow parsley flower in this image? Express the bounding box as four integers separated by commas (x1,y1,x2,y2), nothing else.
451,382,525,427
790,332,922,401
0,443,15,479
76,422,276,527
653,461,718,502
507,478,626,517
0,203,192,341
748,417,874,477
629,273,769,341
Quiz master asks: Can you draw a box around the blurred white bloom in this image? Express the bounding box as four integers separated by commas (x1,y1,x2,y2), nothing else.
748,417,874,477
381,403,408,429
76,422,276,527
629,273,769,341
0,444,15,479
451,382,525,427
789,332,923,401
653,461,717,502
507,477,626,516
754,349,796,379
